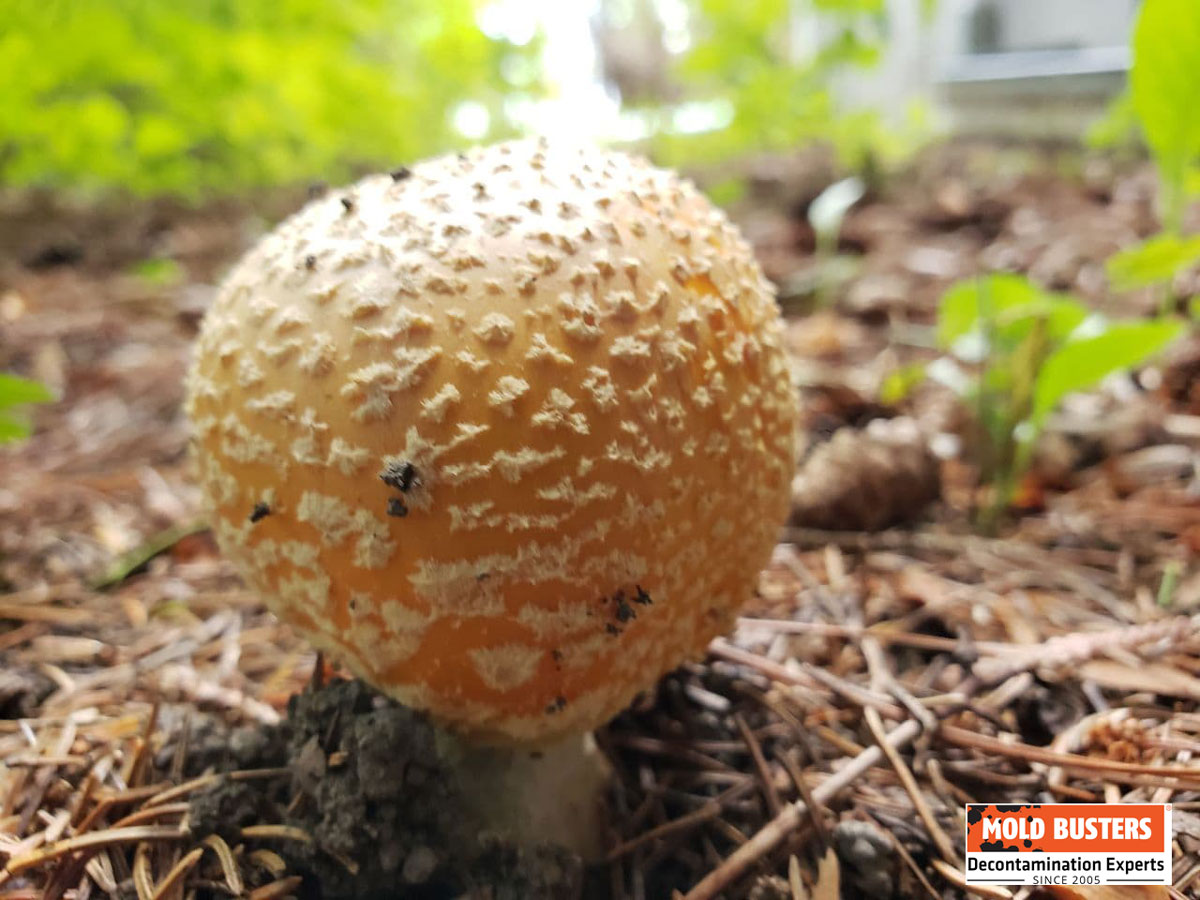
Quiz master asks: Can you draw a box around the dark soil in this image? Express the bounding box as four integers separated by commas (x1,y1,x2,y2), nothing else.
187,678,584,900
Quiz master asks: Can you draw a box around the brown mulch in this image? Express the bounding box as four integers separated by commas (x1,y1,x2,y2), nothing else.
1,142,1198,899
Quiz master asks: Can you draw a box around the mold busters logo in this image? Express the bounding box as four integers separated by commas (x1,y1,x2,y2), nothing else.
965,803,1172,886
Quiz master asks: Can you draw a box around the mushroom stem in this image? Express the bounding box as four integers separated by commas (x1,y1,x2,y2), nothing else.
206,677,610,897
449,731,612,861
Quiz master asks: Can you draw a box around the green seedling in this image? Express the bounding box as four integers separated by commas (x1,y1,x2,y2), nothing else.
1091,0,1200,315
130,257,184,286
1102,0,1200,311
1106,233,1200,293
1131,0,1200,233
886,274,1184,531
1157,560,1182,608
0,372,54,444
808,175,865,307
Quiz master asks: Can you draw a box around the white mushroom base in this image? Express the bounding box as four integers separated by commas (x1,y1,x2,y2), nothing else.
449,731,612,861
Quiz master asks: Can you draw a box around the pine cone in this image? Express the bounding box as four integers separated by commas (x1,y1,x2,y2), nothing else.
790,418,940,531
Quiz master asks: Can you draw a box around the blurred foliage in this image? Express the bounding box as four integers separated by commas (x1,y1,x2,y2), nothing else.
1106,233,1200,293
1130,0,1200,232
129,257,186,285
1081,0,1200,312
1093,0,1200,309
1085,88,1139,153
0,0,538,197
0,373,54,444
808,175,865,305
645,0,930,172
888,275,1183,531
1090,0,1200,216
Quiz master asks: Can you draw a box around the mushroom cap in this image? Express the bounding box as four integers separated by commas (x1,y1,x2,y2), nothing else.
186,140,797,743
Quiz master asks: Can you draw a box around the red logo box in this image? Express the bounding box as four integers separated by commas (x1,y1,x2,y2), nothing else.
966,803,1169,854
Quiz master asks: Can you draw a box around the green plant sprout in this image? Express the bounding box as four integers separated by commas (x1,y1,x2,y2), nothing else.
808,175,865,307
0,372,54,444
1157,559,1182,608
1130,0,1200,234
1106,232,1200,298
885,274,1184,532
129,257,185,286
1101,0,1200,308
1086,88,1140,155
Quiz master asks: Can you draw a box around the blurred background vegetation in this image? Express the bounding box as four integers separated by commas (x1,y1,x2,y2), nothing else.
0,0,943,199
0,0,538,197
6,0,1184,204
8,0,1194,205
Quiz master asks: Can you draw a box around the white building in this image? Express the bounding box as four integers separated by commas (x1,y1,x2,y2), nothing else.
852,0,1138,137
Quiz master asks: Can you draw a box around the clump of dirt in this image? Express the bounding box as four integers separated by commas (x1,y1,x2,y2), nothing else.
187,678,584,900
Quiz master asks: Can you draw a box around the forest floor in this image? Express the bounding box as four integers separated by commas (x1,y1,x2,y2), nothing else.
0,141,1198,899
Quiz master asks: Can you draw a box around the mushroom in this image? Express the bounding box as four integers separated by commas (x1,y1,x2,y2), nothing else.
185,139,796,860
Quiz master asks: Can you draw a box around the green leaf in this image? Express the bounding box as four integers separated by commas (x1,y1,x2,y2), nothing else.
0,372,52,445
1107,233,1200,291
0,372,54,407
1187,165,1200,197
813,0,884,12
879,362,926,404
1086,89,1139,151
1131,0,1200,227
130,257,184,285
996,298,1089,346
0,413,32,443
937,274,1040,347
937,274,1087,350
706,177,747,208
1032,319,1186,424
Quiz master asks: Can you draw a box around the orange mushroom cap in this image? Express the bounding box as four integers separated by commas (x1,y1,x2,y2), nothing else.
186,140,797,743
